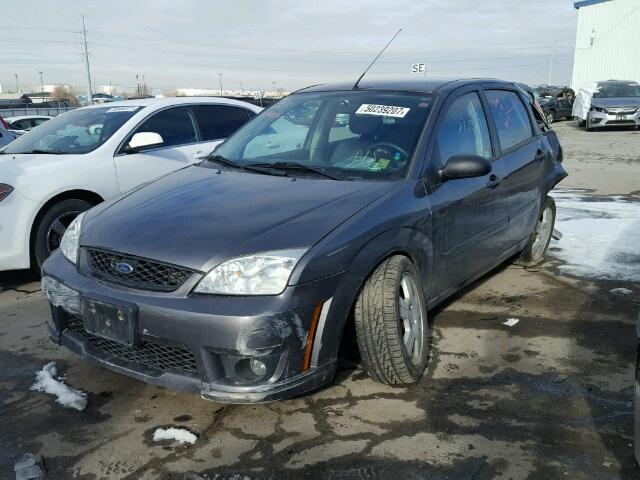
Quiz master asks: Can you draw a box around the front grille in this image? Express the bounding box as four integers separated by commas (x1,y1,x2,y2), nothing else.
66,315,198,376
86,248,193,292
607,108,637,115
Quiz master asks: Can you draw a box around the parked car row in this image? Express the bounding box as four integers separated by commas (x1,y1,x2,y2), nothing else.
0,97,262,272
5,115,53,135
28,78,566,402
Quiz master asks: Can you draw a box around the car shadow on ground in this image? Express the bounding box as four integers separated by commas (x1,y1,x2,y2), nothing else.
0,269,39,292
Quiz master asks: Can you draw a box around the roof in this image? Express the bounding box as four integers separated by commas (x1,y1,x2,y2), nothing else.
574,0,612,9
82,96,262,111
296,78,504,95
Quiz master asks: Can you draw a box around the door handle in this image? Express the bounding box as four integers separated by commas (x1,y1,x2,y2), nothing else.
486,174,501,189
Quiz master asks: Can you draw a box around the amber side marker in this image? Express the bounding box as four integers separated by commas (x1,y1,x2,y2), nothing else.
302,301,324,371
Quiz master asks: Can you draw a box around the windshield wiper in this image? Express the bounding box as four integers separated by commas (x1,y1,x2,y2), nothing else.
248,161,341,180
202,154,287,177
15,149,66,155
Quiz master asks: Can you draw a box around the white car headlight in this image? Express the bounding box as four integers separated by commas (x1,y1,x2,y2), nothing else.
60,212,85,264
194,249,307,295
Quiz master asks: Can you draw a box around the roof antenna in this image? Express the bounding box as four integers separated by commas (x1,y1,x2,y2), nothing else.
353,28,402,90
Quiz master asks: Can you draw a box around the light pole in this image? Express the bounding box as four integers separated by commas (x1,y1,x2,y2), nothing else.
142,74,146,95
14,73,19,93
136,74,140,95
272,81,276,95
240,81,243,94
218,73,223,95
38,71,44,103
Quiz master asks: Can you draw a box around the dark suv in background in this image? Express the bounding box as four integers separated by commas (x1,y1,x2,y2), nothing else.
42,78,567,403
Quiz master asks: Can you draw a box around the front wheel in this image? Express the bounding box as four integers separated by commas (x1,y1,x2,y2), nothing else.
515,196,556,267
354,255,429,385
33,199,93,272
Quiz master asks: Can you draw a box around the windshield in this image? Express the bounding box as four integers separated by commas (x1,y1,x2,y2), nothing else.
212,91,434,180
2,105,142,155
594,83,640,99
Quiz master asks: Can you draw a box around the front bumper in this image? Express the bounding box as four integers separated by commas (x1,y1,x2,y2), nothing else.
0,187,40,271
42,251,360,403
588,110,640,128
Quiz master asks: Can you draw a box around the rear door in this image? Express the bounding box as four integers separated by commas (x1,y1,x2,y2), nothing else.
483,88,545,248
427,90,506,293
114,106,203,191
191,104,255,157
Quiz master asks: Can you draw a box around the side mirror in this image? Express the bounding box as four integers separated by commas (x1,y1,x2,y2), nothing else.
440,155,491,182
125,132,164,153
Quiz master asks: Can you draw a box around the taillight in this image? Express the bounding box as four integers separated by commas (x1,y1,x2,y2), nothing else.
0,116,9,130
0,184,14,202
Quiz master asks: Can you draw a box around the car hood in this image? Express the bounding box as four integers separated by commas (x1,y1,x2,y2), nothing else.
591,97,640,109
82,166,395,272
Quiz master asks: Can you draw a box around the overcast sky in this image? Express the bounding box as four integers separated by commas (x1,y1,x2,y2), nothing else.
2,0,578,94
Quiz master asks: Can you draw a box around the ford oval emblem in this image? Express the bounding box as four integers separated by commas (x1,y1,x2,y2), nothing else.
115,262,134,274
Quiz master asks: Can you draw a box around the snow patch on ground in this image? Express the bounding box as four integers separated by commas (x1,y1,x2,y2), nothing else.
30,362,87,411
153,427,197,444
549,190,640,282
610,287,633,295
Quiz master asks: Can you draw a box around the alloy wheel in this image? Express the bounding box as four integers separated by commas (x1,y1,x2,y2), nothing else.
398,272,425,365
46,210,82,255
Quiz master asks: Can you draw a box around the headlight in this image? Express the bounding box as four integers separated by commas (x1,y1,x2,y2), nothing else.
60,212,85,264
194,249,307,295
591,106,606,113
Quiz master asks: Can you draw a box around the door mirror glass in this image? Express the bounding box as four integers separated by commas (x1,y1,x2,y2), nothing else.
126,132,164,152
440,155,491,181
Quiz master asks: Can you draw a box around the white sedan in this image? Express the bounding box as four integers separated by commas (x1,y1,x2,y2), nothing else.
0,96,261,272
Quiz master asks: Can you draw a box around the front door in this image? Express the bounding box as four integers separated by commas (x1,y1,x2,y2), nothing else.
114,106,213,192
427,91,507,295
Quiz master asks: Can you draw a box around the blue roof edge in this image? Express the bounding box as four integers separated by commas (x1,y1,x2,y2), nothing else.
574,0,612,9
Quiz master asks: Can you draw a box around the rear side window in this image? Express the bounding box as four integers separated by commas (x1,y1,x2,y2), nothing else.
435,92,492,166
485,90,533,151
132,106,197,148
193,105,253,141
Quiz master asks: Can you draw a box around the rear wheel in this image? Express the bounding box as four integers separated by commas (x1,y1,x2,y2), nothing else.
354,255,429,385
515,196,556,267
33,199,92,273
545,112,554,125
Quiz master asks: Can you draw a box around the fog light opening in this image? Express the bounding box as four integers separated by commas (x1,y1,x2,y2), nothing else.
250,359,267,377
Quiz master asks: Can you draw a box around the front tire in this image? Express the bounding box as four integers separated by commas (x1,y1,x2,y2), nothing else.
33,199,92,272
515,196,556,267
354,255,429,385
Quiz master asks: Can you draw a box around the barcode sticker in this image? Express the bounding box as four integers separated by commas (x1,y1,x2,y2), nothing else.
356,104,410,118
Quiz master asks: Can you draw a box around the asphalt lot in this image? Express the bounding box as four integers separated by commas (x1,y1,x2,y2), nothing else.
1,121,639,479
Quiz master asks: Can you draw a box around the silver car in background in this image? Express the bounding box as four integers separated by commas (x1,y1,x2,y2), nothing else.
580,80,640,131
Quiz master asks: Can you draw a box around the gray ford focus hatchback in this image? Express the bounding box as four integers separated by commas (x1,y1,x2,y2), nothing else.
42,79,567,403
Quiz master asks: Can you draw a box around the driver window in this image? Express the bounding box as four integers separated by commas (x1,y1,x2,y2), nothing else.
243,101,320,159
435,92,492,166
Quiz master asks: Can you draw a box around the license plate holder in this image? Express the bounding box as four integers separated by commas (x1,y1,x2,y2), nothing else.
82,297,139,346
616,113,626,120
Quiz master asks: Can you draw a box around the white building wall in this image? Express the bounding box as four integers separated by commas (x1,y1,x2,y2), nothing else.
571,0,640,91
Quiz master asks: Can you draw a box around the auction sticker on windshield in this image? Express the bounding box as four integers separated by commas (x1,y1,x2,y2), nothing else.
356,104,410,118
106,106,139,113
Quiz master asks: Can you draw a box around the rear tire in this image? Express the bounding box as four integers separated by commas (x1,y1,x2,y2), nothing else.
32,199,92,273
515,196,556,267
578,120,586,128
545,112,554,125
354,255,429,385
